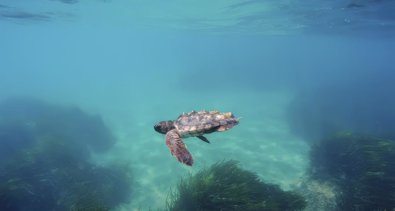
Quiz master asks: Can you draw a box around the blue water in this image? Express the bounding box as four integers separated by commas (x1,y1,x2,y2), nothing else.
1,0,395,210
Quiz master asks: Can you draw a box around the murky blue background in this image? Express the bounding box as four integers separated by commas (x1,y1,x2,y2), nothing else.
1,0,395,210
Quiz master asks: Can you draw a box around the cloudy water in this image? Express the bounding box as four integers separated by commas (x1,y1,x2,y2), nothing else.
1,0,395,210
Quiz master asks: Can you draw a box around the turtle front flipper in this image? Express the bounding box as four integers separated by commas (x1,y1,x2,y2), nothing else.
165,129,194,166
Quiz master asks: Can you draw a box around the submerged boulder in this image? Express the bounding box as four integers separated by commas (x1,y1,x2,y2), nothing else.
0,98,133,211
287,71,395,144
309,133,395,210
0,97,116,159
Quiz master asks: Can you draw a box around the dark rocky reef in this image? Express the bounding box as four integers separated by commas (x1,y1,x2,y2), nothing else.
0,98,132,211
165,160,306,211
0,98,115,160
309,133,395,210
287,70,395,143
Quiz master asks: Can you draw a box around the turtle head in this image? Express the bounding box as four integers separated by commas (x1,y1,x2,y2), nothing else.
154,120,175,134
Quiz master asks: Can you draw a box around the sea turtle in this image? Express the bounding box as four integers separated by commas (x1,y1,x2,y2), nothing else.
154,110,239,166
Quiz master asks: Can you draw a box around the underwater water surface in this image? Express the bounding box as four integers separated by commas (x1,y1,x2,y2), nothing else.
1,0,395,210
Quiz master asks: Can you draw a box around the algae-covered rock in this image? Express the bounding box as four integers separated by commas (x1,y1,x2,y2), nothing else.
0,134,133,211
0,97,116,157
309,133,395,210
166,160,306,211
287,73,395,144
0,98,133,211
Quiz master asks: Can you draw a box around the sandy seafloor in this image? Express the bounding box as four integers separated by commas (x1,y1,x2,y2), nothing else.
88,89,309,210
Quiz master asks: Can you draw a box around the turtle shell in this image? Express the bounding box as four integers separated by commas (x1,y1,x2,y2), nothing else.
174,110,239,138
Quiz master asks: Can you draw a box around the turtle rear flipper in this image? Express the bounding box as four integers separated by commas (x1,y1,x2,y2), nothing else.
197,135,210,143
166,129,194,166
